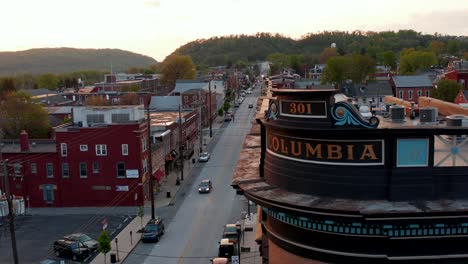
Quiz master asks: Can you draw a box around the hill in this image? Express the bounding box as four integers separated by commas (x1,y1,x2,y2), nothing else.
170,31,468,66
0,48,157,76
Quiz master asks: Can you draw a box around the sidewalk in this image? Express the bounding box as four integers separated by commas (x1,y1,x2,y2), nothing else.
90,116,225,264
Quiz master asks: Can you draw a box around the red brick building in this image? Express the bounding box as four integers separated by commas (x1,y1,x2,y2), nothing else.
391,75,434,102
444,60,468,89
1,106,149,207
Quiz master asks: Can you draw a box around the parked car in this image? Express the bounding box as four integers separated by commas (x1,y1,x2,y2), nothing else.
218,239,235,260
63,233,98,251
199,152,210,162
248,104,253,108
198,179,212,193
234,102,240,107
222,223,241,243
53,239,90,261
141,217,165,242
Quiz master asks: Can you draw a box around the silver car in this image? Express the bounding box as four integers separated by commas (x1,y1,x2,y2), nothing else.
198,152,210,162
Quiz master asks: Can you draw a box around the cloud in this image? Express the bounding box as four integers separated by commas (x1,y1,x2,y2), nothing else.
144,0,161,8
375,9,468,36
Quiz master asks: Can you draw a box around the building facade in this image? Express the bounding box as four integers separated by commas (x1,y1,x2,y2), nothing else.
392,75,434,102
233,86,468,263
1,106,149,207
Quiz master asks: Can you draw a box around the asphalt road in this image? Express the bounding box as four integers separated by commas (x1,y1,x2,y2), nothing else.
0,214,133,263
124,90,259,264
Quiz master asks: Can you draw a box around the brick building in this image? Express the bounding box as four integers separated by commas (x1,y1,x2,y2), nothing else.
391,75,434,102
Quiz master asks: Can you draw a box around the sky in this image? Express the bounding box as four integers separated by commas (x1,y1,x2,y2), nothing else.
1,0,467,62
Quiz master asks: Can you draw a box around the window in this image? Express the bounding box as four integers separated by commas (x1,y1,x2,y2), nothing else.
13,163,21,174
111,113,130,123
417,90,422,97
80,145,88,151
141,138,147,152
143,158,148,174
408,90,413,100
62,163,69,178
96,144,107,156
31,163,37,174
46,163,53,178
398,90,404,99
86,114,104,124
122,144,129,156
117,162,126,178
425,90,430,97
93,162,99,173
79,163,87,178
60,143,67,157
184,96,189,103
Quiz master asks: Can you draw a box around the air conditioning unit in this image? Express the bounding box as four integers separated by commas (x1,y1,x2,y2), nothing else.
420,107,438,124
390,105,405,122
446,115,468,127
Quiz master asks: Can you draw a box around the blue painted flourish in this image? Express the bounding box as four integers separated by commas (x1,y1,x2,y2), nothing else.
331,102,379,129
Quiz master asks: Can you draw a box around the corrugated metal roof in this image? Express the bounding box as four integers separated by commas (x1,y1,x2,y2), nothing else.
392,75,433,88
173,80,208,94
149,96,181,110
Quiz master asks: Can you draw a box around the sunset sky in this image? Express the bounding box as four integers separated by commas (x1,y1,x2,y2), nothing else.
1,0,467,61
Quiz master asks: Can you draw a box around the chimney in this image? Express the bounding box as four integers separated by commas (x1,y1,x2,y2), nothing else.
20,130,29,151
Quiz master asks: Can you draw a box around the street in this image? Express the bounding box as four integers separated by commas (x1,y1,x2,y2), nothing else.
124,89,259,264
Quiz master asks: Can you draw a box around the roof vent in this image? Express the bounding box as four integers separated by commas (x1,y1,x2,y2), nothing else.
420,107,438,124
446,115,468,127
390,105,405,122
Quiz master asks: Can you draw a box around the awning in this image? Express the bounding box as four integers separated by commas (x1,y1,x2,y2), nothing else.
153,169,164,181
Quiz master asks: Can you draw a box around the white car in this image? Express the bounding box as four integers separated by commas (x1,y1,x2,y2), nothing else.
198,152,210,162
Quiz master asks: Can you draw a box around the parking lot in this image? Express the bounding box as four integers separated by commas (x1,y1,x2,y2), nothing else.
0,214,134,263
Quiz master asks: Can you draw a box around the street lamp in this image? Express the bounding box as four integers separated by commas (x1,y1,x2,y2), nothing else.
236,222,241,264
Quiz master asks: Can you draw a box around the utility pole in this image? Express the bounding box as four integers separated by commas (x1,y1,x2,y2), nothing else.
146,104,155,220
208,79,213,138
198,89,203,155
178,104,184,182
1,149,19,264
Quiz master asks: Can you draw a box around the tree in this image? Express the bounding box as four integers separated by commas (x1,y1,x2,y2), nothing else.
97,230,111,264
447,40,460,55
37,73,59,90
138,206,145,230
348,54,375,84
0,91,51,139
321,56,349,85
0,78,16,98
399,51,437,75
120,93,139,105
463,52,468,60
429,40,445,57
161,54,196,89
319,47,338,63
85,96,111,106
433,79,462,102
382,51,397,71
218,108,224,117
223,102,231,112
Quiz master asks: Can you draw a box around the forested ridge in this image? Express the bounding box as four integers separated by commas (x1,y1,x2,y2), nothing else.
170,31,468,66
0,48,157,76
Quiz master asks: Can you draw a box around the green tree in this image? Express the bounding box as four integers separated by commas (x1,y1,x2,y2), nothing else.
97,230,111,264
218,108,224,117
348,54,375,84
266,53,289,75
138,206,145,229
447,40,460,55
321,56,349,85
223,102,231,112
433,79,462,102
37,73,59,90
382,51,397,70
399,51,437,75
161,54,196,89
0,91,51,139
